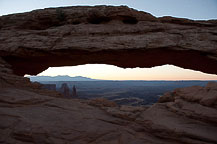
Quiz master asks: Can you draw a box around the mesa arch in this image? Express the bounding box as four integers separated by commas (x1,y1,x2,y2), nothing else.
0,6,217,76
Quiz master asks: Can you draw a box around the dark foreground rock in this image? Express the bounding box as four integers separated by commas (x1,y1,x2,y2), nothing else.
1,80,217,144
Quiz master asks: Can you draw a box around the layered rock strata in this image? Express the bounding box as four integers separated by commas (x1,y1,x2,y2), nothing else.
0,6,217,76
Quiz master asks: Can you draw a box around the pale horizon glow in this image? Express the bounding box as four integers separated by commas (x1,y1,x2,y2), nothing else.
36,64,217,81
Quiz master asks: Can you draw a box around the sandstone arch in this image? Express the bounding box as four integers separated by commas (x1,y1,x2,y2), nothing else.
0,6,217,76
1,6,217,144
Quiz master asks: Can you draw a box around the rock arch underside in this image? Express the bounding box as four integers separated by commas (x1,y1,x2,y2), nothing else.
0,6,217,144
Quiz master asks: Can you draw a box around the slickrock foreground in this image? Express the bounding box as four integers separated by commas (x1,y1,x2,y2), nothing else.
0,6,217,144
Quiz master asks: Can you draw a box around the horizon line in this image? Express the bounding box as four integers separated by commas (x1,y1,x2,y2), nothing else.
26,75,217,81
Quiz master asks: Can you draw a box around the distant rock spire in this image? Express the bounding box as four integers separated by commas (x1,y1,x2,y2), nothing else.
72,85,77,97
60,83,70,98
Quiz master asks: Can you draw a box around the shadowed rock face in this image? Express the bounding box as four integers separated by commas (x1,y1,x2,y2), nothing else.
0,6,217,75
0,6,217,144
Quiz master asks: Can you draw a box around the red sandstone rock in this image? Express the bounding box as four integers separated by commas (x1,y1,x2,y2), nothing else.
88,98,118,107
160,82,217,106
0,6,217,76
1,82,217,143
0,6,217,144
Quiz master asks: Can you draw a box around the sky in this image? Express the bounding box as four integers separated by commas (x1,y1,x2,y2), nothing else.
38,64,217,81
0,0,217,19
1,0,217,80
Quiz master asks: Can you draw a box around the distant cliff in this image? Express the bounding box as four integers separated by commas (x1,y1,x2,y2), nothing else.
28,75,100,81
42,84,56,91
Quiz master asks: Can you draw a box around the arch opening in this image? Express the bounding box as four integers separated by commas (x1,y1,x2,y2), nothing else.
29,64,217,81
26,64,217,106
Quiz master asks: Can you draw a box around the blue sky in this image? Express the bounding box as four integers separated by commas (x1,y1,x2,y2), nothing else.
0,0,217,19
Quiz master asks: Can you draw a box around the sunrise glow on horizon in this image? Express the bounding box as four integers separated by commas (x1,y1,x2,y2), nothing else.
36,64,217,81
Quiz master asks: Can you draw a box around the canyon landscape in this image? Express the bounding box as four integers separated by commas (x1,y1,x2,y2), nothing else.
32,76,213,106
0,6,217,144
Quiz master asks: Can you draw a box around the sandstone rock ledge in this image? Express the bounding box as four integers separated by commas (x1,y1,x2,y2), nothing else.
1,79,217,144
0,6,217,75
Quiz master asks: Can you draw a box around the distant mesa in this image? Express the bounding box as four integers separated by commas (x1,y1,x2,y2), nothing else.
28,75,100,81
41,82,77,98
42,84,56,91
59,83,77,98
